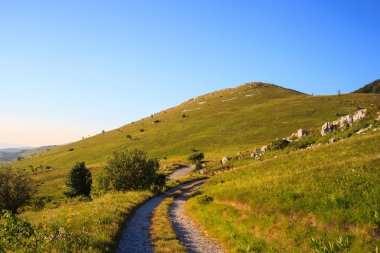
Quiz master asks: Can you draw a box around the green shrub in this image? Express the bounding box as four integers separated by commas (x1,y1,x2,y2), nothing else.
188,152,204,163
65,162,92,198
196,195,213,206
270,139,290,150
0,210,42,252
0,168,35,213
101,148,160,191
290,135,318,150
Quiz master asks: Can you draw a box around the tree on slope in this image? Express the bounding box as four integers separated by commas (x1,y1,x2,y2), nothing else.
65,162,92,197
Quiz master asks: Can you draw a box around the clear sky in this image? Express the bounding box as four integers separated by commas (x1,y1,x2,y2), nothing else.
0,0,379,147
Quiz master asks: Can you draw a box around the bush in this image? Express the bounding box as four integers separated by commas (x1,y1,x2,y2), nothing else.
188,152,204,163
65,162,92,197
270,139,290,150
101,148,160,191
0,168,35,213
0,210,41,252
152,173,167,193
289,135,318,150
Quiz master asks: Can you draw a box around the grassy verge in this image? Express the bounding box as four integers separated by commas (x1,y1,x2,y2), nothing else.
150,192,186,253
15,191,153,252
187,131,380,252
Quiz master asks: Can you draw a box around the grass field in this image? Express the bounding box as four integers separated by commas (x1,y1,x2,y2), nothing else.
187,130,380,252
0,191,152,252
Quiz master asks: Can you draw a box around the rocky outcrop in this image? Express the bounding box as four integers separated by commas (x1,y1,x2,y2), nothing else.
321,109,367,136
353,109,367,122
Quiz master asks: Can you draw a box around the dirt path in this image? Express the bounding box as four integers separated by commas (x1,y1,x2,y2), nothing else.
168,165,195,180
169,183,223,253
117,165,198,253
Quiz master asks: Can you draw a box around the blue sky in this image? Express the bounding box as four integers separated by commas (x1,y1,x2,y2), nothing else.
0,0,379,147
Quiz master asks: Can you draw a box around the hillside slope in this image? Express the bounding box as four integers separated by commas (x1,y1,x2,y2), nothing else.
13,82,380,171
188,130,380,252
354,79,380,94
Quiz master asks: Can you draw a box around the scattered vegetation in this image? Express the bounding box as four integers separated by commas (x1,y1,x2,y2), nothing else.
187,131,380,252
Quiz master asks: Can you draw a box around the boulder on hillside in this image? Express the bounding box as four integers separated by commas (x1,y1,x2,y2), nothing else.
328,138,337,144
221,156,230,164
321,122,337,136
261,146,269,152
297,129,308,138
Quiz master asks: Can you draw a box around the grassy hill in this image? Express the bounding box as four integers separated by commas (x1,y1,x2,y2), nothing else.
354,79,380,94
13,82,379,169
11,82,380,200
188,130,380,252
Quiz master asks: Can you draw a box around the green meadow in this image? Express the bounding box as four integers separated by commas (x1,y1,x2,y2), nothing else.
187,130,380,252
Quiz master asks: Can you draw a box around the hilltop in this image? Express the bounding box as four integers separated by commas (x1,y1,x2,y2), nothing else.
353,79,380,94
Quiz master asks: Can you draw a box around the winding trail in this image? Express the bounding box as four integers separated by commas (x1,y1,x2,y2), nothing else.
117,166,196,253
168,165,195,180
169,184,223,253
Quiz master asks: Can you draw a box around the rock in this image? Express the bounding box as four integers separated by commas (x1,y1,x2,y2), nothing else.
261,146,269,152
357,125,372,134
321,122,337,136
250,152,261,159
221,157,230,164
352,109,367,122
297,129,308,138
321,122,331,136
339,115,353,127
328,138,336,144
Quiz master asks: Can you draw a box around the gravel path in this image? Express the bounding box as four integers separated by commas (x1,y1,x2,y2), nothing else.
117,163,200,253
168,165,195,180
169,183,223,253
117,192,166,253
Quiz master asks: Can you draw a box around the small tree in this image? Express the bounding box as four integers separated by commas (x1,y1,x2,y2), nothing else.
0,168,35,213
188,152,204,163
188,152,204,170
101,148,160,191
65,162,92,197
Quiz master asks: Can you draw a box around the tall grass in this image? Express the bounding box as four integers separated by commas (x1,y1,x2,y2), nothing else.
187,131,380,252
17,191,153,252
